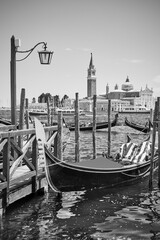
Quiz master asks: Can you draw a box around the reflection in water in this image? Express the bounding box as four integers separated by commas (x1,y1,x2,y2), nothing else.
0,174,160,239
56,191,85,219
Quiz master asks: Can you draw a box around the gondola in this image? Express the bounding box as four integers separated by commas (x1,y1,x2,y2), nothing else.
35,118,158,192
29,110,47,116
125,117,152,133
68,113,118,131
0,117,12,125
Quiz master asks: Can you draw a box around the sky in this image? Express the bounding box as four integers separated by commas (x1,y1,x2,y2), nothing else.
0,0,160,107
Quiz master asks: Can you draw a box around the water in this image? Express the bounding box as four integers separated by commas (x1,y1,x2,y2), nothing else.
1,113,160,240
1,180,160,239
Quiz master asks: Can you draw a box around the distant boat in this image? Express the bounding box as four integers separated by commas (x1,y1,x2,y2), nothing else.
119,106,150,114
29,109,47,116
54,108,85,116
68,113,118,131
125,117,152,133
0,117,12,125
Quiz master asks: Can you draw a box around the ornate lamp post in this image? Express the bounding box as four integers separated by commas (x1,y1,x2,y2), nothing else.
10,35,53,125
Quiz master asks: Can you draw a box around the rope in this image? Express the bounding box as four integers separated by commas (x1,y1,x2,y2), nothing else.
121,166,150,178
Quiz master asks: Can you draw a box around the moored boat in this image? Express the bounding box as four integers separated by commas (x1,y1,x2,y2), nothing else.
35,118,158,192
68,113,118,131
29,109,47,116
54,108,85,116
0,117,12,125
119,106,150,114
125,117,152,133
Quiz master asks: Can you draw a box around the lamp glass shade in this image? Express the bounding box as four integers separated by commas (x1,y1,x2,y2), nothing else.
38,50,53,64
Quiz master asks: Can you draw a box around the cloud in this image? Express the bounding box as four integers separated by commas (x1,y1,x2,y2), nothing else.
82,48,91,52
121,58,144,64
152,75,160,84
65,47,72,51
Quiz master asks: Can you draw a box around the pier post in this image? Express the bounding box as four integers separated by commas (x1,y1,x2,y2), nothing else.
150,108,153,123
108,99,111,156
25,98,29,130
75,92,80,162
157,97,160,187
47,97,51,126
57,112,63,161
18,88,25,148
93,95,97,159
31,138,38,193
2,135,10,213
149,101,158,189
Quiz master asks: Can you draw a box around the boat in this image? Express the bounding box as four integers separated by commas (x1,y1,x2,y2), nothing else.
54,108,85,116
35,118,158,192
29,109,47,116
125,117,152,133
119,106,150,114
68,113,118,131
0,117,12,125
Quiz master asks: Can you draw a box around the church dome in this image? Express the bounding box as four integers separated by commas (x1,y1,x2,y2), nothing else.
121,76,133,91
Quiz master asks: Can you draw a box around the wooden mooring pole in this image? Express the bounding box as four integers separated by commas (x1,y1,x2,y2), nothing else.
157,97,160,187
57,112,63,161
93,95,97,159
47,97,51,126
25,98,29,129
18,88,25,148
108,99,111,156
149,101,158,189
75,92,80,162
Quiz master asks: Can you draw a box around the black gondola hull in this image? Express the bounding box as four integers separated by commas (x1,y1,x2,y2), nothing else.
125,117,151,133
45,148,158,192
69,114,118,131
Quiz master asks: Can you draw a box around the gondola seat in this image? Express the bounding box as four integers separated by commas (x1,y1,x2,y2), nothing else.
119,141,153,165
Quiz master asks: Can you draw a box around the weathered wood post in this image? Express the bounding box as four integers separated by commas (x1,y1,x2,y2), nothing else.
93,95,97,159
75,92,80,162
47,97,51,126
108,99,111,156
31,137,38,194
57,112,63,161
149,101,158,189
157,97,160,187
2,135,10,214
150,108,153,123
25,98,29,129
18,88,25,148
50,98,54,126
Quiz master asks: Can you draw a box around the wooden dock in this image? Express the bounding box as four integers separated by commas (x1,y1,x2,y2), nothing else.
0,124,57,215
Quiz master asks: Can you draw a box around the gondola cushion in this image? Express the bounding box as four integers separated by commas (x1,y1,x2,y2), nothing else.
119,142,137,160
132,141,151,163
119,141,152,164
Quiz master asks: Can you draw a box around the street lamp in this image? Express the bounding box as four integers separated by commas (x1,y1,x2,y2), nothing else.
10,35,53,125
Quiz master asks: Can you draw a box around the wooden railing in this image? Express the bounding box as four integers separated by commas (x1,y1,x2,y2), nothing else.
0,125,57,212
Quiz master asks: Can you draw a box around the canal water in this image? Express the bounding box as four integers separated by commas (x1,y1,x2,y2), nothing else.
1,113,160,240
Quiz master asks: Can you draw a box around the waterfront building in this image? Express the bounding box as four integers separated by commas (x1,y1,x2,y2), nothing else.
87,53,96,98
28,102,47,110
79,97,130,112
106,77,155,110
79,76,154,112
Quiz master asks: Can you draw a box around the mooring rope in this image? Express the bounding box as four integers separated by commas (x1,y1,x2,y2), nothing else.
121,166,150,178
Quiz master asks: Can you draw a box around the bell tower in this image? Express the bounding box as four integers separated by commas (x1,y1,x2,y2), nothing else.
87,53,96,98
